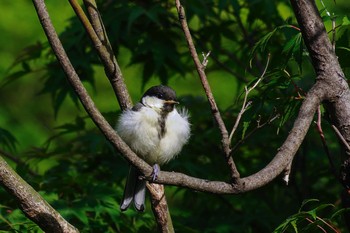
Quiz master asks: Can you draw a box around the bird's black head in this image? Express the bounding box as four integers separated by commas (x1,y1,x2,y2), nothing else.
141,85,178,113
142,85,177,102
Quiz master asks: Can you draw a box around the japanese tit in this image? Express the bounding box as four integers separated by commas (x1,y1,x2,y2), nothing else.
116,85,190,211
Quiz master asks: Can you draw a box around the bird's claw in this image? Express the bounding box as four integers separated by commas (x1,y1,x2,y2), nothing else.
151,164,160,181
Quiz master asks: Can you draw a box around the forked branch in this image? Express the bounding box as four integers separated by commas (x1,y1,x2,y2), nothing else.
68,0,132,110
228,54,270,143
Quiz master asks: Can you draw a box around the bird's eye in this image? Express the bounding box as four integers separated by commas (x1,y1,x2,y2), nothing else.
157,93,163,99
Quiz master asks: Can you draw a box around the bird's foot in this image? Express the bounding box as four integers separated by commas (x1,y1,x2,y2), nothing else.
151,164,160,181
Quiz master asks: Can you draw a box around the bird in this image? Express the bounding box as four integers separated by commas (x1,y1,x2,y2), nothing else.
116,85,190,211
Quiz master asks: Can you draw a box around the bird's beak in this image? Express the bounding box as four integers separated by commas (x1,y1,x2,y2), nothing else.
164,100,179,105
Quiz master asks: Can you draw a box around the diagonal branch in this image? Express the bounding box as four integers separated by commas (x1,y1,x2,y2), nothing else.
68,0,132,110
33,0,150,175
174,0,240,181
228,54,270,143
82,0,110,45
0,155,78,232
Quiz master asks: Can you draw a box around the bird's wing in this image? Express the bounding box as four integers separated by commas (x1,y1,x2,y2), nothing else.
120,166,137,211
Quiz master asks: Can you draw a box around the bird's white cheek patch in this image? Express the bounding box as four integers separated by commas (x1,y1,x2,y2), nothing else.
142,96,164,110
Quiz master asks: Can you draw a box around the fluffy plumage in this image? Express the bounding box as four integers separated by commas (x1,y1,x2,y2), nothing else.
116,85,190,211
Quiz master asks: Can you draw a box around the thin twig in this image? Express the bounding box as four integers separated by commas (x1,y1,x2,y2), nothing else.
314,106,337,176
175,0,240,180
316,216,341,233
231,113,280,152
228,54,270,143
332,124,350,152
305,217,327,233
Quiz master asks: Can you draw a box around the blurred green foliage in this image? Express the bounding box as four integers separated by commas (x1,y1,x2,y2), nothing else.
1,0,350,232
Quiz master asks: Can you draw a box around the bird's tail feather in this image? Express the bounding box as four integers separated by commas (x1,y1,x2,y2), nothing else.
120,166,146,211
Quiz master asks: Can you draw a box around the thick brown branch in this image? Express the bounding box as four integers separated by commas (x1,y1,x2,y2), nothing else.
147,183,174,233
0,155,78,233
290,0,350,154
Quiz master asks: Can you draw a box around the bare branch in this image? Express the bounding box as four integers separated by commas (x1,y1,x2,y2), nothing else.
68,0,132,110
82,0,108,43
32,0,151,176
231,113,280,153
0,155,78,232
314,106,337,176
228,54,270,143
147,183,174,233
332,125,350,152
174,0,240,180
290,0,350,152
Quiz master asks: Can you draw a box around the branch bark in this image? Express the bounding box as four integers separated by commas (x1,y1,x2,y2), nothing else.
0,156,78,233
290,0,350,150
290,0,350,228
68,0,132,110
147,183,174,233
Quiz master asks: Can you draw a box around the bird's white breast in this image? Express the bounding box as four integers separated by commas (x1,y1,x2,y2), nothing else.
116,106,190,165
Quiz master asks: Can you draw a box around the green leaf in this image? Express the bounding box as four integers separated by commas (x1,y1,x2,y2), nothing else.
299,199,319,212
342,15,350,25
306,203,334,220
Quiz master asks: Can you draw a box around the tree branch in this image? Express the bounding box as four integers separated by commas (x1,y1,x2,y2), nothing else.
314,106,337,176
228,54,270,143
0,155,78,233
290,0,350,152
68,0,132,110
82,0,108,43
174,0,240,181
147,183,174,233
32,0,151,176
